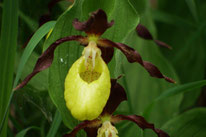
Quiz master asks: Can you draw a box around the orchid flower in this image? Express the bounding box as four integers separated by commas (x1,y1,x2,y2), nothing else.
14,9,175,121
63,77,170,137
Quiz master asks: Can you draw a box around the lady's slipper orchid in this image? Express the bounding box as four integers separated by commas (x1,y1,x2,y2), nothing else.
63,77,170,137
14,9,175,121
15,9,175,91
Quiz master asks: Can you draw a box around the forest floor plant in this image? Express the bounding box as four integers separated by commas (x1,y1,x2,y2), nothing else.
15,9,175,137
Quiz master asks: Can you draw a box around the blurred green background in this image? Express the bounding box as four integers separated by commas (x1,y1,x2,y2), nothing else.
0,0,206,137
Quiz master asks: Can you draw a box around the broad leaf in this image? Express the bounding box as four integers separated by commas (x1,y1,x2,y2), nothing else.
143,80,206,122
162,108,206,137
155,0,206,112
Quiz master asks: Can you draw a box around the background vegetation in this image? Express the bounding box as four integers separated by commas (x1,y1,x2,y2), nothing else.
0,0,206,137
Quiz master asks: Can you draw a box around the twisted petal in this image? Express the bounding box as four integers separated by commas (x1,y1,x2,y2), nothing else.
111,115,170,137
73,9,114,35
84,127,99,137
101,77,127,115
63,119,101,137
136,24,172,49
98,46,114,64
97,39,175,83
14,35,87,91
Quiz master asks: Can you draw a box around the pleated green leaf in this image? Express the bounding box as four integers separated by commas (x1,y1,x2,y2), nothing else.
162,108,206,137
154,0,206,112
143,80,206,124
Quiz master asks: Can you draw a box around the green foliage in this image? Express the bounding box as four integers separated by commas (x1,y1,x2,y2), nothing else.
0,21,55,136
143,80,206,121
46,110,62,137
156,0,206,112
156,80,206,101
16,127,40,137
14,21,56,88
0,0,18,136
1,0,206,137
162,108,206,137
117,13,181,137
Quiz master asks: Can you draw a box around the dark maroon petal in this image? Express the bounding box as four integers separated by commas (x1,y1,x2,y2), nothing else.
113,43,143,65
63,120,101,137
98,46,114,64
136,24,171,49
14,35,87,91
136,24,153,40
143,61,175,83
98,39,175,83
72,9,114,35
101,77,127,115
111,115,170,137
98,39,143,65
84,127,99,137
154,40,172,49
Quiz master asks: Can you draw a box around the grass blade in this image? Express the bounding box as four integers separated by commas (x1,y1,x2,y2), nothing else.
185,0,199,22
13,21,56,88
0,21,56,134
155,80,206,101
16,126,40,137
46,110,62,137
0,3,38,32
143,80,206,118
152,10,196,28
0,0,18,135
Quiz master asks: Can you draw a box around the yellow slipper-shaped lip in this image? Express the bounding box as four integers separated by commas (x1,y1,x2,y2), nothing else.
64,55,111,121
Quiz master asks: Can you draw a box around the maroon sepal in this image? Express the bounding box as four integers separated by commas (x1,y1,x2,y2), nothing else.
14,35,87,91
98,39,143,64
136,24,171,49
63,119,101,137
101,77,127,115
98,46,114,64
111,115,170,137
142,61,175,83
84,127,99,137
72,9,114,35
97,39,175,83
136,24,153,40
154,40,172,49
